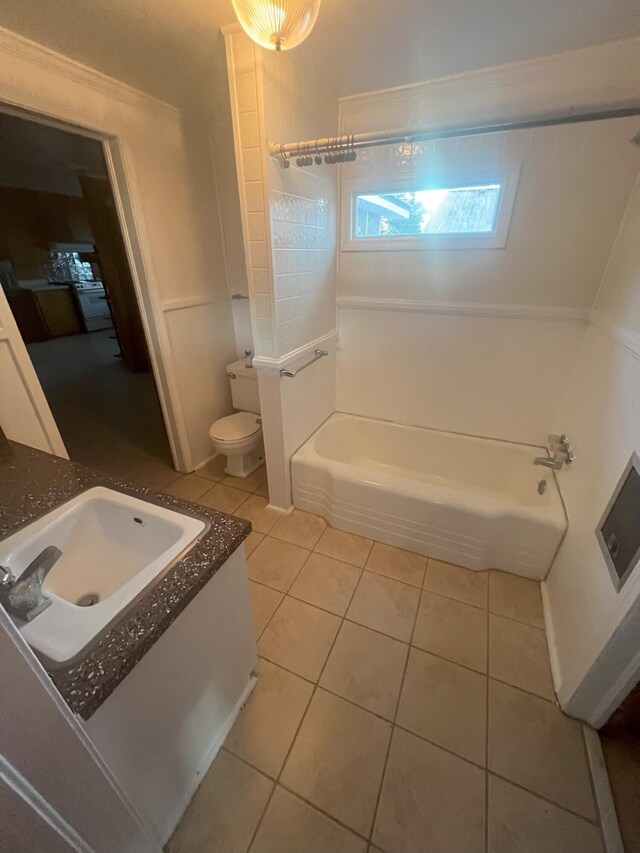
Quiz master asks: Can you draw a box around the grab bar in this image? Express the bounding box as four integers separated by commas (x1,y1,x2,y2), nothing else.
280,349,328,378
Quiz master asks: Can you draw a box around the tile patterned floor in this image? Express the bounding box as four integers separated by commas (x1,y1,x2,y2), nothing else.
168,506,606,853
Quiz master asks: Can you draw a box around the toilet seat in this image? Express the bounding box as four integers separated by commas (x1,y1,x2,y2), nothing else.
209,411,261,443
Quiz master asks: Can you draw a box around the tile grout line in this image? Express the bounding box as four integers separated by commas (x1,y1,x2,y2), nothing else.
244,652,576,798
247,540,368,850
230,747,372,848
251,581,558,703
243,522,566,848
235,520,597,850
366,567,424,848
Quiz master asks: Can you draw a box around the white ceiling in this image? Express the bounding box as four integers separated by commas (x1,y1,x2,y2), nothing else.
0,0,638,107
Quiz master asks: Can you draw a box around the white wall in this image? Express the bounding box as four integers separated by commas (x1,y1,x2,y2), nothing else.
0,27,238,472
544,172,640,725
337,307,586,445
225,27,337,508
335,44,640,445
339,121,638,308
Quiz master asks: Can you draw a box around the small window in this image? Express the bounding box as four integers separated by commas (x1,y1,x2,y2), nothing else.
342,168,520,252
356,184,501,238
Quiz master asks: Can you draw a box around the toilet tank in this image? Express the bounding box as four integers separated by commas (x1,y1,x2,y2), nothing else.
227,359,261,415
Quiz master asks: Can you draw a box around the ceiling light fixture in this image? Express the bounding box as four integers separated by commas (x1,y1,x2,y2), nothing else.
231,0,321,51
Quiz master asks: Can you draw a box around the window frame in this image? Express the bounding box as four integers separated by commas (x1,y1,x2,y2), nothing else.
341,166,522,252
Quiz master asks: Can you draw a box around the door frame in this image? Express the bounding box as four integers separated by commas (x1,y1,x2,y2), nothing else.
0,27,195,472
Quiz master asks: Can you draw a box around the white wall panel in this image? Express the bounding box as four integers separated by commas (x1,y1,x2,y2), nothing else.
0,27,237,471
336,307,586,445
545,172,640,724
163,302,236,468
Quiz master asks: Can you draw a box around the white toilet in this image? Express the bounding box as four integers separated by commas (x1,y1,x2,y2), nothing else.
208,358,264,478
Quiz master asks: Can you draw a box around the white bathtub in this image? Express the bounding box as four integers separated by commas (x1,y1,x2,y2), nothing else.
291,413,567,579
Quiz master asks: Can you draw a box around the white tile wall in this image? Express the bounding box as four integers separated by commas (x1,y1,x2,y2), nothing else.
226,30,275,358
270,189,334,355
225,26,338,507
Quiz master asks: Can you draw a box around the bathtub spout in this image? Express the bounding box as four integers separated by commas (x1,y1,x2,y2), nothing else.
533,457,563,470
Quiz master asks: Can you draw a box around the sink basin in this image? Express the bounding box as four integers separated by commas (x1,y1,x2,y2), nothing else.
0,486,208,666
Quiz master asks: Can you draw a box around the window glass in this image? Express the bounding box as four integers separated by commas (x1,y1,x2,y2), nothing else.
355,184,502,238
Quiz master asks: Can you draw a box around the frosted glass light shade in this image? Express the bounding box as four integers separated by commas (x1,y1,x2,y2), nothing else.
231,0,321,51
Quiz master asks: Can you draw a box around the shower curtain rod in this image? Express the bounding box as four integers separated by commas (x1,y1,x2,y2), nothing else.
269,104,640,165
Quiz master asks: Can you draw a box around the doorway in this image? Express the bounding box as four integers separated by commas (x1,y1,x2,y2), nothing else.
0,111,177,490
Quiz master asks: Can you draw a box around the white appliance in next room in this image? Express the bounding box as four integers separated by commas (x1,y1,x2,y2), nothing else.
72,280,113,332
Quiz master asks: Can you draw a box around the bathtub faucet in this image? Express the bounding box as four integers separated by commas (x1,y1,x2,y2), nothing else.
534,457,564,470
534,433,574,471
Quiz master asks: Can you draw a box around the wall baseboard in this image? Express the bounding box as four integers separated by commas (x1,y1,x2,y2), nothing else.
583,726,625,853
337,296,591,323
541,581,563,699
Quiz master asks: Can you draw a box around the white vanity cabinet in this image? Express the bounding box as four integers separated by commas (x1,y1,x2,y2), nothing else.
83,546,256,845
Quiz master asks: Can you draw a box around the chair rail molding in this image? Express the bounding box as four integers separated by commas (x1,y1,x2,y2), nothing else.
337,296,591,323
252,330,338,371
591,309,640,362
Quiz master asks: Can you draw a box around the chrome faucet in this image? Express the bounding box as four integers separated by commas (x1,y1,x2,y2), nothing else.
534,457,564,470
0,545,62,622
534,433,575,471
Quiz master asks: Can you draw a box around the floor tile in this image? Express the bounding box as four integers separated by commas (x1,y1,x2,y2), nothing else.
251,786,367,853
488,774,604,853
162,473,211,502
248,581,282,638
489,570,544,628
258,597,340,681
221,465,267,493
281,689,391,836
247,537,310,592
320,621,408,719
374,728,485,853
346,572,420,642
424,559,488,608
167,749,272,853
315,527,373,568
244,530,265,557
197,455,227,481
397,647,487,765
199,483,247,514
489,613,554,699
225,659,313,777
254,480,270,498
288,552,361,615
270,509,327,549
365,542,427,587
488,680,596,819
238,495,282,534
413,590,488,672
26,329,176,489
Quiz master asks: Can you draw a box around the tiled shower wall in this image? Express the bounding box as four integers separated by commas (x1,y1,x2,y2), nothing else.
271,191,329,354
225,29,275,358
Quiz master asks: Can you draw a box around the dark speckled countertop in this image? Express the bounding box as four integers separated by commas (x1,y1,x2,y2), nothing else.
0,439,250,719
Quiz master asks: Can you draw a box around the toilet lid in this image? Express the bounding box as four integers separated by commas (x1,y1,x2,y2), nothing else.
209,411,261,442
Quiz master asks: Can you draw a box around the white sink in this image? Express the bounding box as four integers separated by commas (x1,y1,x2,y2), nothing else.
0,487,207,666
